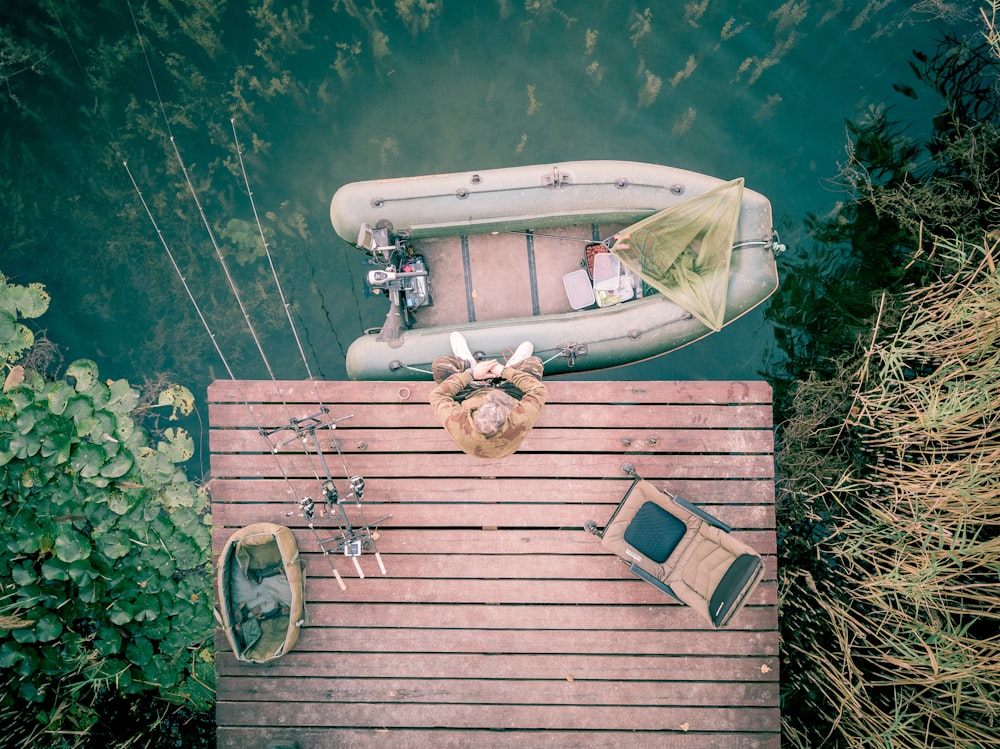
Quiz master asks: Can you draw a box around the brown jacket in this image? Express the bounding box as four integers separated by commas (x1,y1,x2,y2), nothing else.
430,366,547,459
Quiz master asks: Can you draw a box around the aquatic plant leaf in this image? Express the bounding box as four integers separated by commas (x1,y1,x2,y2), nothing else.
0,642,26,669
108,600,134,626
94,626,122,656
126,635,154,666
40,431,73,464
70,442,104,477
100,449,134,479
45,380,75,415
11,562,36,586
158,427,194,463
54,530,91,563
65,393,94,424
15,405,41,435
5,282,50,319
66,359,99,392
41,558,69,581
106,379,140,414
133,598,160,623
99,530,132,559
9,430,41,459
157,384,195,420
67,559,98,586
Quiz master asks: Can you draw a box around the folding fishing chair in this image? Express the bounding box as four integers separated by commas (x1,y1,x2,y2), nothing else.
585,469,764,628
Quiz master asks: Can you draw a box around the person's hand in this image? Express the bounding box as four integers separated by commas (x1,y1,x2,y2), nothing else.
471,359,500,380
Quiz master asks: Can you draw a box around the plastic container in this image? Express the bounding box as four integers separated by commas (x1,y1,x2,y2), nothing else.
563,269,596,309
593,252,621,291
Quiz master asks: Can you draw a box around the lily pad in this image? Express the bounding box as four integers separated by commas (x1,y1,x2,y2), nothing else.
100,449,134,479
99,530,132,560
106,379,140,414
54,530,91,563
6,282,51,319
66,359,99,392
157,384,195,420
158,427,194,463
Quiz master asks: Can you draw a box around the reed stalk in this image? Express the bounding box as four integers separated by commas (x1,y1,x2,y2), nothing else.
780,239,1000,746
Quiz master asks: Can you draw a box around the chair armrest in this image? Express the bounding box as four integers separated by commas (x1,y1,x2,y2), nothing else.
603,476,643,529
673,495,732,533
629,563,681,603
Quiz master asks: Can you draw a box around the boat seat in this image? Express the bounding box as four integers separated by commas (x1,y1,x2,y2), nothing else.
356,223,396,257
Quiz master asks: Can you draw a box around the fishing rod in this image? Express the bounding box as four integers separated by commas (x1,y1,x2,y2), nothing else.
263,410,389,583
125,3,387,587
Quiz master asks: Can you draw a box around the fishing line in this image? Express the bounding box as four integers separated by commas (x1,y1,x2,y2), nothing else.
125,158,352,588
229,118,388,572
125,4,387,586
126,1,332,483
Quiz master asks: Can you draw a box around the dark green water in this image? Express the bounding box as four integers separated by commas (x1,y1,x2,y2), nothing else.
2,2,971,454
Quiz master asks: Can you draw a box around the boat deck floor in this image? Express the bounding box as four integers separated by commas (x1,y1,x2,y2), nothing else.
210,379,780,748
411,222,627,328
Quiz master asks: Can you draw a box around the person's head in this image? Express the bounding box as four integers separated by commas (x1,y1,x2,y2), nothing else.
472,390,517,437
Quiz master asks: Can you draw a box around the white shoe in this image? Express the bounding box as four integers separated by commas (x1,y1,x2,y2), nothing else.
507,341,533,367
450,331,476,368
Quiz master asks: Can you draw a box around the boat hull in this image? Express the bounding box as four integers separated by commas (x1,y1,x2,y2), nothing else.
330,161,778,380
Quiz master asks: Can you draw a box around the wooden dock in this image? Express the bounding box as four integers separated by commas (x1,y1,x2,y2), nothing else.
209,379,779,748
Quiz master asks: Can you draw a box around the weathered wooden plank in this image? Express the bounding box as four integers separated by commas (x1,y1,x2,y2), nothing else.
217,651,780,683
247,626,778,657
216,701,780,733
207,401,773,429
207,379,774,405
294,602,778,631
227,577,777,607
217,676,778,707
209,426,775,455
278,553,778,584
209,477,777,504
211,501,776,530
216,727,781,749
209,452,775,479
211,528,780,556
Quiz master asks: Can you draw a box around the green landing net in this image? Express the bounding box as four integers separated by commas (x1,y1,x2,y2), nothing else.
611,178,744,331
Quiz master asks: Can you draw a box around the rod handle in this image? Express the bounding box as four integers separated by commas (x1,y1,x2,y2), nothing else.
352,555,365,579
375,552,387,576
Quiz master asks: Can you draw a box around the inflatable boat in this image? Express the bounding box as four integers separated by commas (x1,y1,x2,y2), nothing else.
329,160,780,380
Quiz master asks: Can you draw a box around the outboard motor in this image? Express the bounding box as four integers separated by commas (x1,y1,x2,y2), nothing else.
356,223,431,343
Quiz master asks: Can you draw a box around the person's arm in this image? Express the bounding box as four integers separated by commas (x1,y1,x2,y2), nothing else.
430,369,475,424
500,366,547,422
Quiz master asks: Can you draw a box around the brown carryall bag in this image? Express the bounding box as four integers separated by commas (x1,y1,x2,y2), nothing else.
217,523,306,663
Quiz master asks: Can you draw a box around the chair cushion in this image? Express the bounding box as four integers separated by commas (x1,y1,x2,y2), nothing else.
624,501,688,563
708,553,762,626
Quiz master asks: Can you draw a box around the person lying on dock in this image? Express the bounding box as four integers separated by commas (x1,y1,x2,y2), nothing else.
429,332,547,459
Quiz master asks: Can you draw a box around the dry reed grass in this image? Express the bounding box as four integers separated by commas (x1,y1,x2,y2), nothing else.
781,238,1000,747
